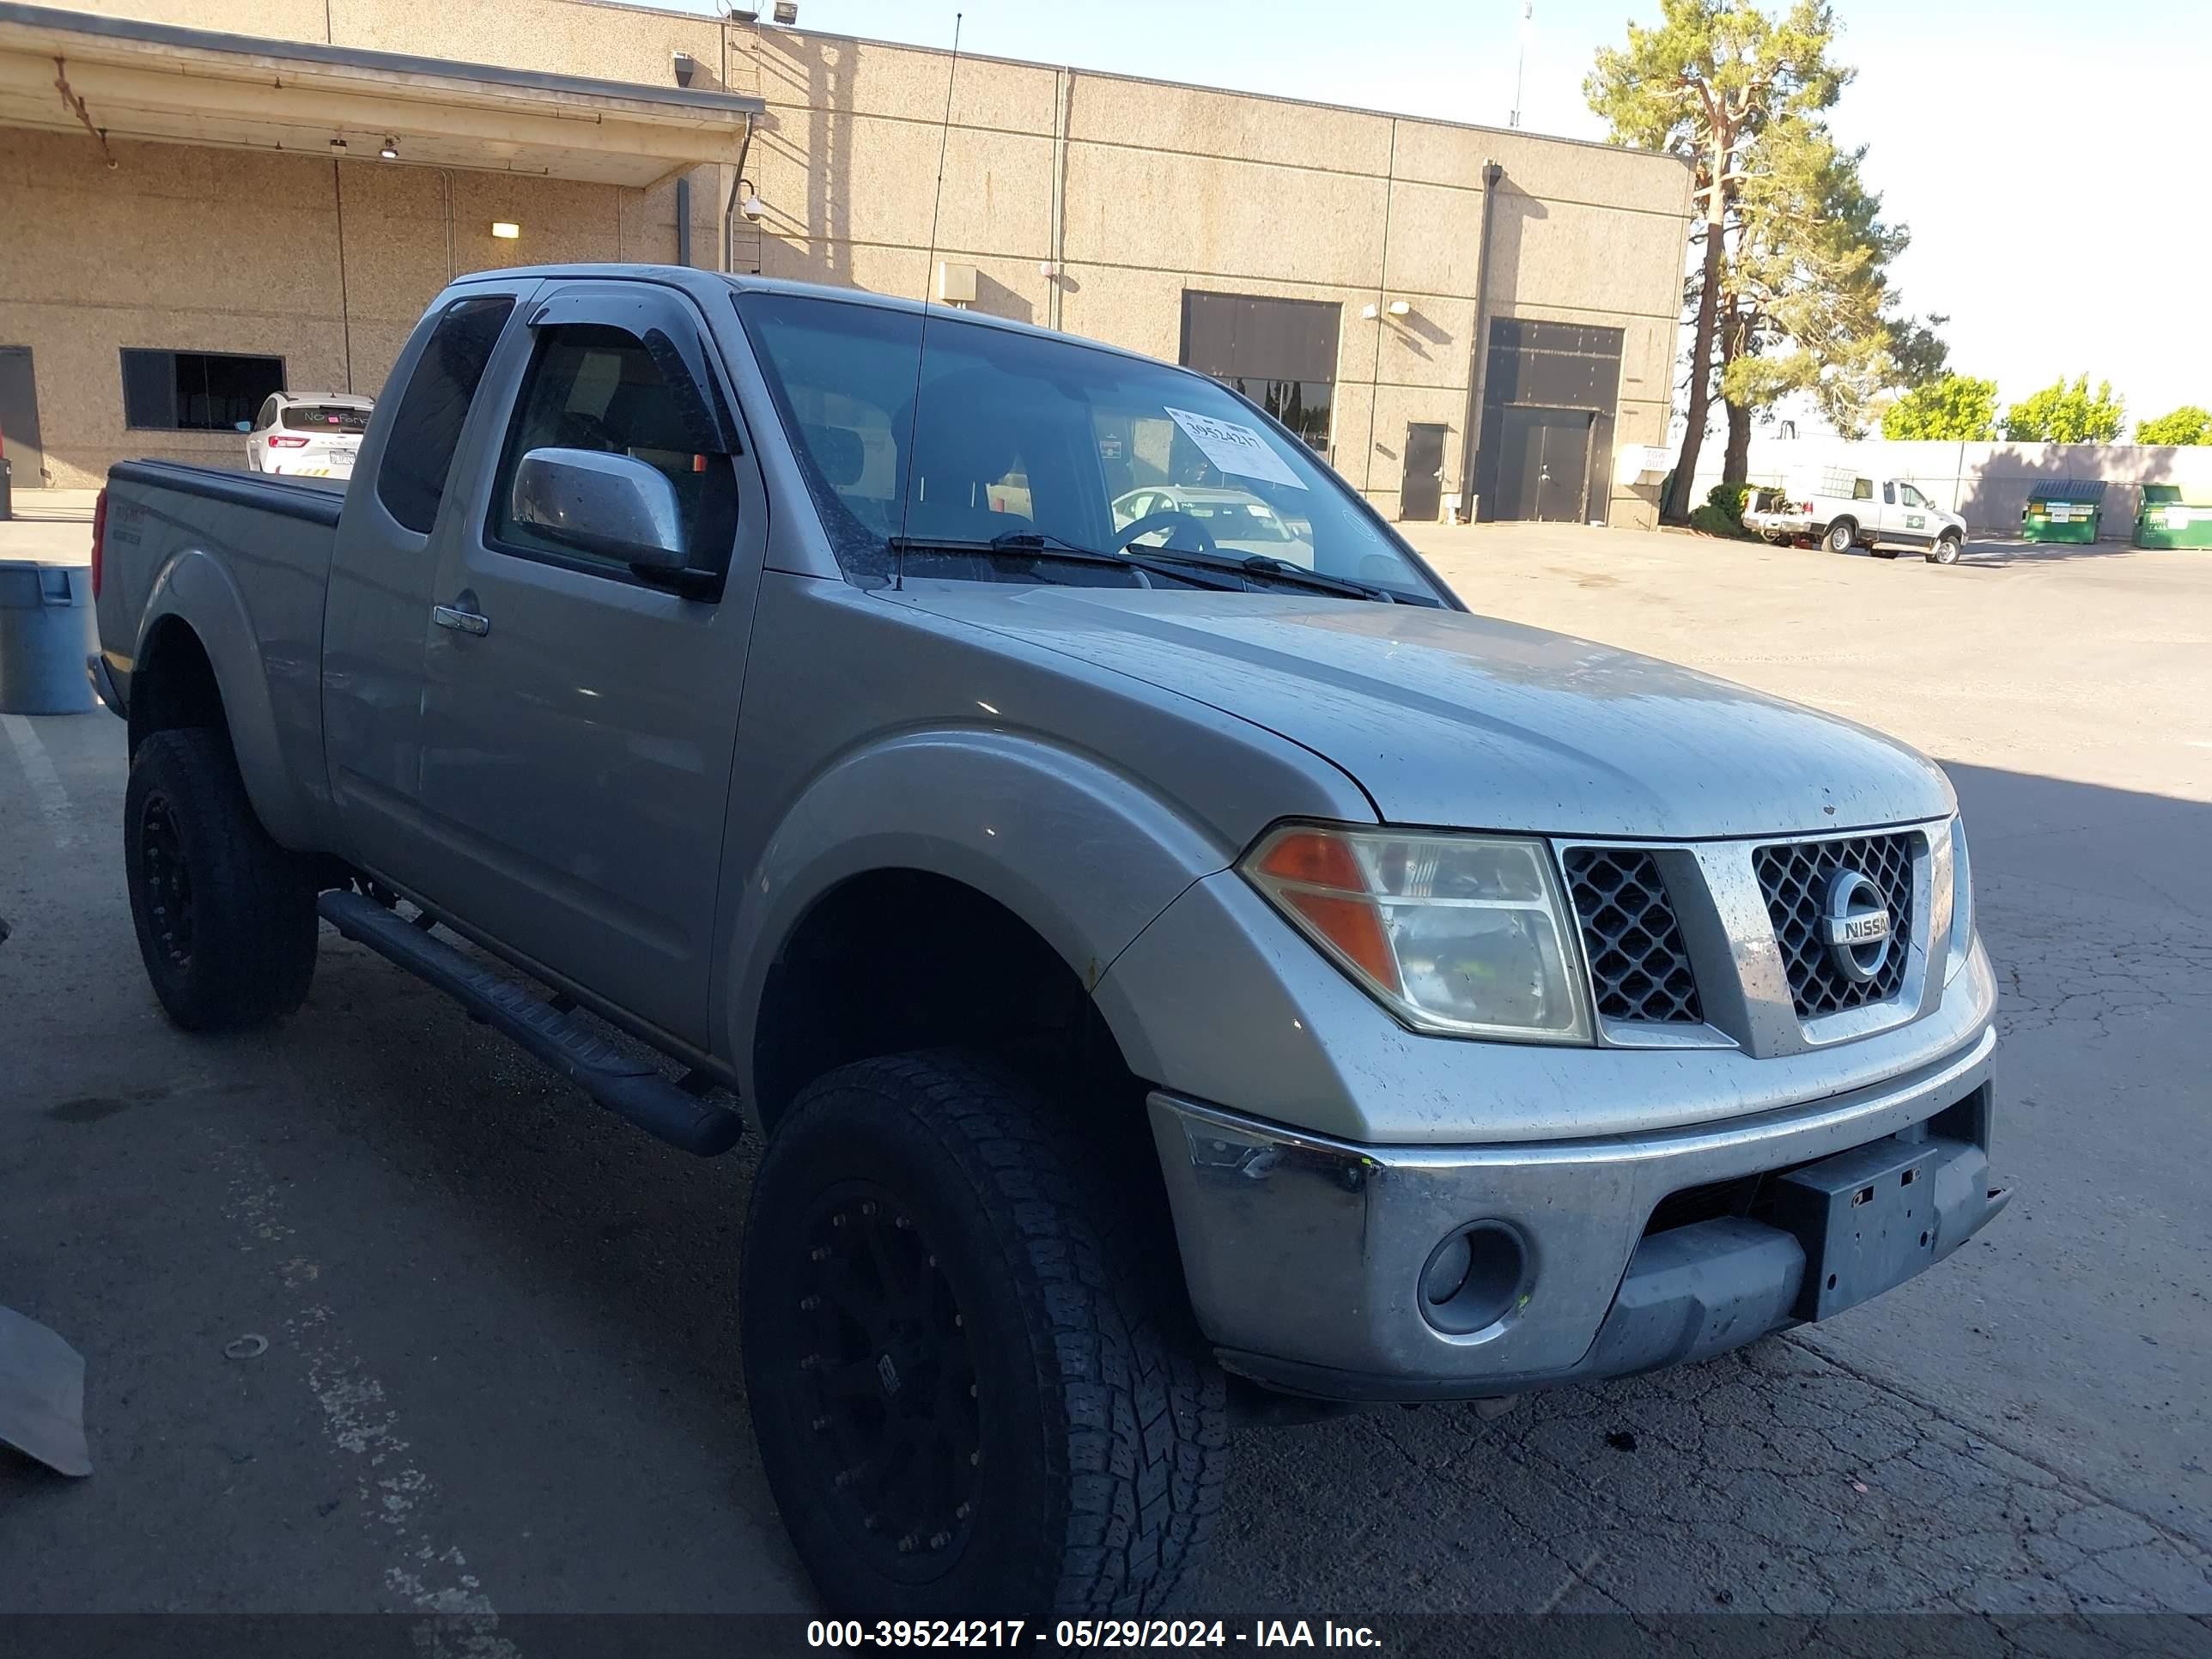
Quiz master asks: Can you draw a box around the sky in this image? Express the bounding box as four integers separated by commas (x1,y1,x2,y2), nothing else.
678,0,2212,435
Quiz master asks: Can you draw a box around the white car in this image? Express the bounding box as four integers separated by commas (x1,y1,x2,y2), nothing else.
1110,484,1315,562
240,392,374,478
1742,466,1967,564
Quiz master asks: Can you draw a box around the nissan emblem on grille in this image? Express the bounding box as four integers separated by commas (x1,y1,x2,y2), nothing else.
1820,868,1893,984
1752,833,1917,1018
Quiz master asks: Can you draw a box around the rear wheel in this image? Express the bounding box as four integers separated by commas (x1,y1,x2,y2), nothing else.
1824,519,1858,554
1929,532,1962,564
741,1052,1227,1617
125,728,317,1030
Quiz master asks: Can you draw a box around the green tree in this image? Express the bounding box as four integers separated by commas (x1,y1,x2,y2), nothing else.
1881,374,1999,441
1718,116,1913,471
2002,375,2125,443
1885,313,1951,389
2136,405,2212,446
1587,0,1844,520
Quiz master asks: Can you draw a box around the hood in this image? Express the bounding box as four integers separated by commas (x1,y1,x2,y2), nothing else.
897,586,1953,840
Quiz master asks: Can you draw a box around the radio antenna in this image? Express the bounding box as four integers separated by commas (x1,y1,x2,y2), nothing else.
892,10,963,591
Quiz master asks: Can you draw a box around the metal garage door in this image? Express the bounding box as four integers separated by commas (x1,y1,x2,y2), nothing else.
1493,405,1593,523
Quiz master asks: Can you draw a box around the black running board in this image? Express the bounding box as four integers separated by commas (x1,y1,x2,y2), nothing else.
318,890,743,1157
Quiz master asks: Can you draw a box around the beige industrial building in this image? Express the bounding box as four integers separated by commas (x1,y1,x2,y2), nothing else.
0,0,1692,526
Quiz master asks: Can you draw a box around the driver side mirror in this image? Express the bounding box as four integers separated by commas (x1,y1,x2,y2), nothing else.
510,447,688,575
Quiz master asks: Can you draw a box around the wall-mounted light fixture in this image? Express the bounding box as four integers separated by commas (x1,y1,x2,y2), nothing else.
490,222,520,240
328,136,347,152
379,137,398,161
772,1,798,21
1387,299,1412,317
1360,302,1380,321
672,50,698,87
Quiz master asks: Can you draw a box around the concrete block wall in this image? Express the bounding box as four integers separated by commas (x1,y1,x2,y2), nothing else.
8,0,1693,515
741,27,1692,526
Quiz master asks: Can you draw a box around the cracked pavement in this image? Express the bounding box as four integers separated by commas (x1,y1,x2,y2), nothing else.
3,525,2208,1628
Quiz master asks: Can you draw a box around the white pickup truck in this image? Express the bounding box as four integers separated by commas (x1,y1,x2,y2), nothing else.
1745,467,1967,564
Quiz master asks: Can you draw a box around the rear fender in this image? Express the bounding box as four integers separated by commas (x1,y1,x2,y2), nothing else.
135,548,317,849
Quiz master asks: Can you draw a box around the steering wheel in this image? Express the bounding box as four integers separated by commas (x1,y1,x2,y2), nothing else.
1114,508,1218,557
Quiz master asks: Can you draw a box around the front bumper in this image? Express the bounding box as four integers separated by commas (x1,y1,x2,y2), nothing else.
1148,1029,2006,1401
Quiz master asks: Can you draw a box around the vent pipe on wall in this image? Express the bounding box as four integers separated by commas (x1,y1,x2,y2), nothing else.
1457,160,1504,521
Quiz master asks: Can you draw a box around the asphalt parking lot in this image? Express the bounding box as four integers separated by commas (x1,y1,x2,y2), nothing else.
3,515,2209,1626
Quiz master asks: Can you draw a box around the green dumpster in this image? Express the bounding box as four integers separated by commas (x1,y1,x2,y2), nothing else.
2134,484,2212,549
2021,479,2106,544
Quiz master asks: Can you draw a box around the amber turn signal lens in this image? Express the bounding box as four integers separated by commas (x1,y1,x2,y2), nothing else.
1255,828,1365,892
1278,890,1401,995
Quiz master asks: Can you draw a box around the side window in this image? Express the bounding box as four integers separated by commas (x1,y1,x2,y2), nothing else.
1900,483,1926,507
1882,481,1897,505
254,396,279,432
1852,477,1873,501
489,325,737,574
377,295,516,535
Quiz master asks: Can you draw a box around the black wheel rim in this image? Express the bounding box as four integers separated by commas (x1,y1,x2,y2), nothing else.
139,793,193,973
786,1180,981,1577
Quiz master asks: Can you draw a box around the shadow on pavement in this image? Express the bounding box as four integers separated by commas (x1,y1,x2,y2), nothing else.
1954,537,2160,568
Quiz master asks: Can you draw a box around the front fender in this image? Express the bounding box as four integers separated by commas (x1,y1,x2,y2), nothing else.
137,548,319,850
720,726,1233,1101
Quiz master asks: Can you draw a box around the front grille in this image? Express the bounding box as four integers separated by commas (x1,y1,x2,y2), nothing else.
1643,1173,1768,1236
1753,833,1917,1018
1561,847,1704,1024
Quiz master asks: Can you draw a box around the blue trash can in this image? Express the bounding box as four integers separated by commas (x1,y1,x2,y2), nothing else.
0,560,99,714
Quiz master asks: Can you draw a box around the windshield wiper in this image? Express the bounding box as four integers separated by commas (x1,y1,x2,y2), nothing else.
887,531,1418,603
1123,545,1409,603
884,532,1245,591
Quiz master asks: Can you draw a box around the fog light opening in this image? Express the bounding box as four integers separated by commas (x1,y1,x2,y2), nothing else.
1419,1221,1530,1336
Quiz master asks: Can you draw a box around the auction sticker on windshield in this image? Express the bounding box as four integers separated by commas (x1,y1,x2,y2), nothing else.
1164,406,1307,489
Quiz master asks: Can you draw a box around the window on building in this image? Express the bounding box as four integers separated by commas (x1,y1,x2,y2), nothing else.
1178,291,1341,456
376,295,515,535
119,349,284,432
489,324,736,574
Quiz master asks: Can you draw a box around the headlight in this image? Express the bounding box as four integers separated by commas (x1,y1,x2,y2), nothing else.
1946,815,1974,982
1240,823,1592,1042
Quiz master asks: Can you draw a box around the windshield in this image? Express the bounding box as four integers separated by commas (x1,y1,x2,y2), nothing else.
735,291,1442,602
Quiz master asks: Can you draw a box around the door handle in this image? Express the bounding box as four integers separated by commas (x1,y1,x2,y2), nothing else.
433,604,489,637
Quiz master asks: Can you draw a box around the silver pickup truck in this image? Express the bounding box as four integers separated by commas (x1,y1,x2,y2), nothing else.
88,264,2007,1618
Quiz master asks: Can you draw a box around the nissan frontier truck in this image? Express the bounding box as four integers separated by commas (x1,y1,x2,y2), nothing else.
88,265,2008,1618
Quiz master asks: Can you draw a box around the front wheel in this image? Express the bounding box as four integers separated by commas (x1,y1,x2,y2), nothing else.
1824,520,1857,554
741,1053,1227,1618
1929,533,1962,564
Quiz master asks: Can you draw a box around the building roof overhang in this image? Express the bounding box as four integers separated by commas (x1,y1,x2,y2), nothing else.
0,2,760,186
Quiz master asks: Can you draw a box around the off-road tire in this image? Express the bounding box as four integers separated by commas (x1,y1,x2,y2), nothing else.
1929,532,1962,565
741,1052,1228,1618
125,728,318,1030
1825,519,1858,554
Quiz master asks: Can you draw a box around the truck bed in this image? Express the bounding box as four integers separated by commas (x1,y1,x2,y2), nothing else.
107,459,347,527
94,459,349,848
